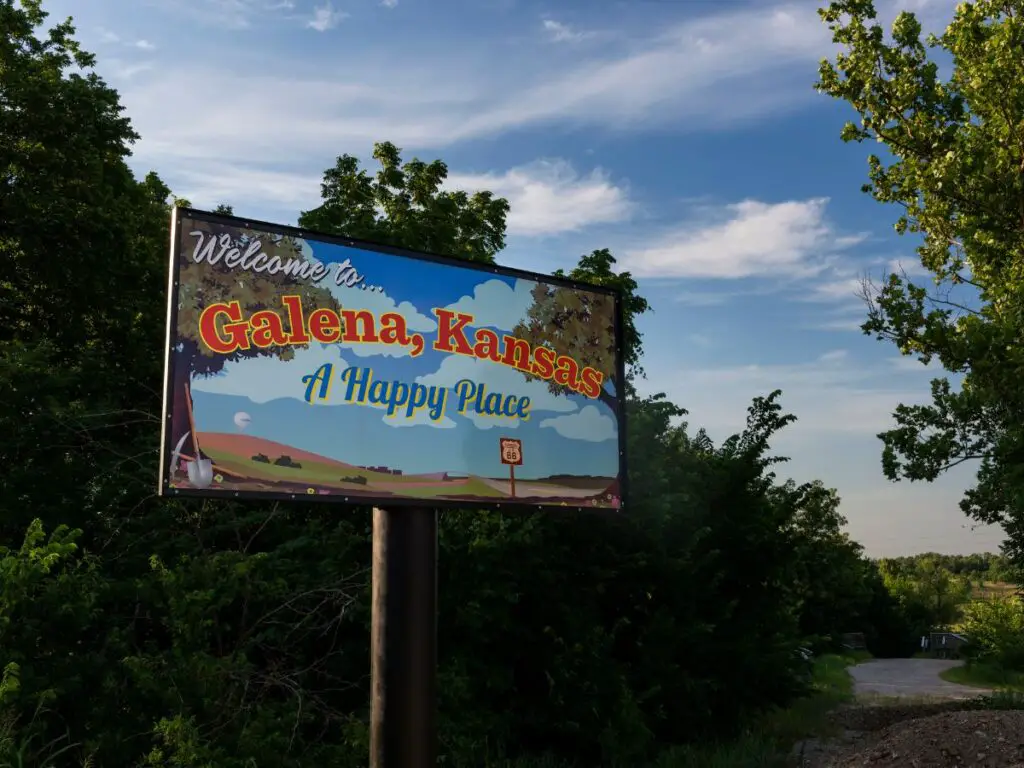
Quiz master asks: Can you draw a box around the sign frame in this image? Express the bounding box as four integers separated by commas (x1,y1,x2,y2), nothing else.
158,206,629,513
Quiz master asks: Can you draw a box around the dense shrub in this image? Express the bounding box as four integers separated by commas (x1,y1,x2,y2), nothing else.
960,597,1024,671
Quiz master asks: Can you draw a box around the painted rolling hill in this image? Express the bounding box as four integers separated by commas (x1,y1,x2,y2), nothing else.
199,432,357,470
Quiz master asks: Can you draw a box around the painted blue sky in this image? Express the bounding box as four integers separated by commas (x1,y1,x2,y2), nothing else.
188,233,621,478
49,0,1002,555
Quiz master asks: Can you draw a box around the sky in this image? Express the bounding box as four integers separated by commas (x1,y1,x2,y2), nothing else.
187,225,622,480
43,0,1005,556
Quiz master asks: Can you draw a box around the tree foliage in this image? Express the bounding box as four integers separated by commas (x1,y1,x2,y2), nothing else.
0,2,925,766
816,0,1024,568
298,142,509,265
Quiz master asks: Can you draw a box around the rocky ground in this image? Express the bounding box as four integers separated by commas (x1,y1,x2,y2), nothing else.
795,702,1024,767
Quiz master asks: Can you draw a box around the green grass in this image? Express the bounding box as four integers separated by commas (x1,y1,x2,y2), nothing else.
633,652,864,768
940,662,1024,692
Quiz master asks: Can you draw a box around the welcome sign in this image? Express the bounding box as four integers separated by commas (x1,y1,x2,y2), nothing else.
159,208,626,510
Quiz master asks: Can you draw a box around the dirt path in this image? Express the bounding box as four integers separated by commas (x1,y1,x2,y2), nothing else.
849,658,988,700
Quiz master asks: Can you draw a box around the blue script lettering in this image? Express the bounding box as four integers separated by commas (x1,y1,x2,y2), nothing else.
302,363,333,403
339,367,448,421
453,379,531,420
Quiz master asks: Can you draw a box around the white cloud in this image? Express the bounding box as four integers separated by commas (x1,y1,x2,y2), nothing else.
540,405,617,442
542,19,590,43
416,354,578,430
806,275,864,303
112,3,835,179
105,59,154,80
191,343,348,404
308,2,347,31
447,160,632,236
381,0,398,7
134,39,156,50
817,349,847,362
380,407,456,429
624,198,865,279
442,279,535,331
888,257,931,277
164,163,321,220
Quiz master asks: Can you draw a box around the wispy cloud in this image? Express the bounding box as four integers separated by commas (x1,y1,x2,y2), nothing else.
114,1,835,175
308,2,347,31
159,157,629,236
542,19,591,43
381,0,398,7
447,160,633,237
134,39,156,50
623,198,864,279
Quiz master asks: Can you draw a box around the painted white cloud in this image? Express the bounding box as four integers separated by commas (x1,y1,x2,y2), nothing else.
308,2,348,31
442,279,535,331
293,238,438,358
540,405,617,442
381,408,456,429
416,354,578,431
624,198,865,279
446,160,632,237
325,282,436,358
191,343,348,404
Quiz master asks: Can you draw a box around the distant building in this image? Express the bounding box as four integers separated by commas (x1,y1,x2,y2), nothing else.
929,631,969,659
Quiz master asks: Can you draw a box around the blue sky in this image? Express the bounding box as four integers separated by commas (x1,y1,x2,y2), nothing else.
49,0,1003,555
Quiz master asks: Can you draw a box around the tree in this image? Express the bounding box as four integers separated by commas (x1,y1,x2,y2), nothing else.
298,142,509,264
816,0,1024,569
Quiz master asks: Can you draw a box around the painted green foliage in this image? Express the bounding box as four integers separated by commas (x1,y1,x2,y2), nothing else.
817,0,1024,564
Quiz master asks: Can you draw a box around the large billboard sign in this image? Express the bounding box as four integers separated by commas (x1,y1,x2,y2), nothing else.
159,208,627,511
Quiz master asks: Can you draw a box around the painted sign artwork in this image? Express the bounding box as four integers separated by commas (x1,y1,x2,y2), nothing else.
159,208,626,510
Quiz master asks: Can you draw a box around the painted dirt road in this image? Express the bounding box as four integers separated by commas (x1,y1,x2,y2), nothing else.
479,478,608,499
850,659,989,700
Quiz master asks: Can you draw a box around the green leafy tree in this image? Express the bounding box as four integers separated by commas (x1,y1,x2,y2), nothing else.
298,142,509,264
816,0,1024,569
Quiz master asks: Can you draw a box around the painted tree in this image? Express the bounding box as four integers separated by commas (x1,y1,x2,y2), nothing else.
817,0,1024,570
169,217,339,464
510,248,649,413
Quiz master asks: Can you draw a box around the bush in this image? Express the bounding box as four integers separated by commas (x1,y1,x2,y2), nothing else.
960,597,1024,670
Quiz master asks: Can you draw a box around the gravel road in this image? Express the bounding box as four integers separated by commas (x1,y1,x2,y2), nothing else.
849,658,988,699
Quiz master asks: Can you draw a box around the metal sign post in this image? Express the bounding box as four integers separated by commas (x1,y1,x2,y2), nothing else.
370,507,438,768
